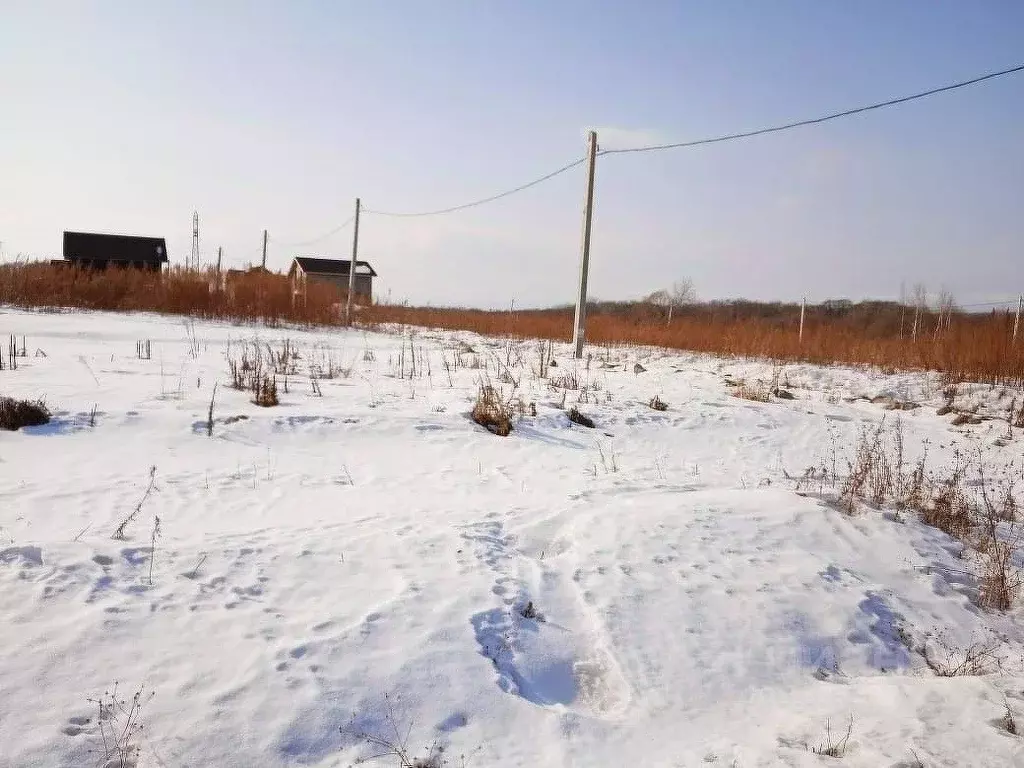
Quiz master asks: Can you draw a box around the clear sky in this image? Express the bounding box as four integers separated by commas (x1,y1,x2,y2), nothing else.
2,1,1023,309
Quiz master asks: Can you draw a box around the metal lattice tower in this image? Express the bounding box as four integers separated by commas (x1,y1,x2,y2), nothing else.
190,211,200,271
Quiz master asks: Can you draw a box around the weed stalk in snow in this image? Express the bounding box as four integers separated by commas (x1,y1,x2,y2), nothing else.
148,515,161,586
812,715,853,758
113,466,157,540
207,383,218,436
86,682,150,768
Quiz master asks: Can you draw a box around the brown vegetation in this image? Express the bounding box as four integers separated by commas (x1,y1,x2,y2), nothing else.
0,262,343,326
2,261,1023,385
226,340,282,407
366,303,1024,388
799,418,1022,611
566,406,595,428
471,384,513,436
0,396,50,431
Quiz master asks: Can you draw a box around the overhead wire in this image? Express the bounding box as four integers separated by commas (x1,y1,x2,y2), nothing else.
959,299,1022,309
599,63,1024,155
269,62,1024,256
266,215,355,249
362,157,587,218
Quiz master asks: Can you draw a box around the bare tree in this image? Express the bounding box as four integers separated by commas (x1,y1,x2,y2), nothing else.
645,279,696,324
899,282,907,340
935,288,957,337
644,289,671,306
911,283,928,341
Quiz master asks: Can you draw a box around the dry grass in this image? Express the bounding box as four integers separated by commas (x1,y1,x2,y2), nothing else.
921,638,1003,677
811,716,854,758
364,303,1024,388
649,395,669,411
0,262,345,326
732,382,771,403
812,418,1024,611
227,341,281,407
3,261,1024,385
86,682,150,768
471,384,513,436
1004,700,1018,736
978,539,1022,611
343,693,473,768
567,406,595,428
252,374,279,407
0,396,50,431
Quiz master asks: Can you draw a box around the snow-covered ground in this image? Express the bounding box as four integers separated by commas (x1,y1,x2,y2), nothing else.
1,308,1023,767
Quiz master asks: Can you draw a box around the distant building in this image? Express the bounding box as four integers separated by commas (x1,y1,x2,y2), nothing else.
224,265,273,284
288,257,377,301
62,231,168,272
220,265,284,297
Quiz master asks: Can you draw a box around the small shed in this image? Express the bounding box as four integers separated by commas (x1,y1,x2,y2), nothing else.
224,265,273,284
221,265,284,297
288,257,377,301
63,231,168,271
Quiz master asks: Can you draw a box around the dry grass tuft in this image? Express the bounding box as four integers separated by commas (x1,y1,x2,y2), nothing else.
471,385,513,436
0,396,50,431
812,716,853,758
649,395,669,411
567,406,595,428
978,539,1022,611
252,374,279,408
227,341,280,407
921,638,1003,677
808,418,1024,611
549,370,581,390
732,382,771,403
1003,700,1018,736
85,682,151,768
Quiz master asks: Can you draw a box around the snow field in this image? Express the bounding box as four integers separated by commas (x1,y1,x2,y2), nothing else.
0,308,1023,767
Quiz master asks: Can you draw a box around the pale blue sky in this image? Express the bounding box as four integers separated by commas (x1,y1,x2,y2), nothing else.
2,2,1023,308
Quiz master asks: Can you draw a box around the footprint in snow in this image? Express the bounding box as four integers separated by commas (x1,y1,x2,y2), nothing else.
0,545,43,566
471,604,628,717
62,715,91,737
436,712,468,733
119,548,149,567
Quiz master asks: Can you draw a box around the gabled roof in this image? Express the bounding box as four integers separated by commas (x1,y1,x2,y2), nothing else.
225,266,275,279
291,257,377,277
63,231,168,263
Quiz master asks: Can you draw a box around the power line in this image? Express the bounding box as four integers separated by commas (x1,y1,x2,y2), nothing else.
267,216,355,248
258,60,1023,296
600,63,1024,155
292,63,1024,227
960,299,1021,309
363,157,586,218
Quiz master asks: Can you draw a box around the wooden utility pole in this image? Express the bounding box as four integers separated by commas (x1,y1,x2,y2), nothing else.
572,131,599,359
261,230,268,270
1014,294,1022,344
345,198,362,327
216,247,222,285
799,298,806,344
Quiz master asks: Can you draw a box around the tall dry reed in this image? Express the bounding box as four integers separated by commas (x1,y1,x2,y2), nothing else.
2,261,1022,385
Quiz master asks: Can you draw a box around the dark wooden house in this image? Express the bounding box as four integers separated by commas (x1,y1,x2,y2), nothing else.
288,257,377,301
63,231,168,272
